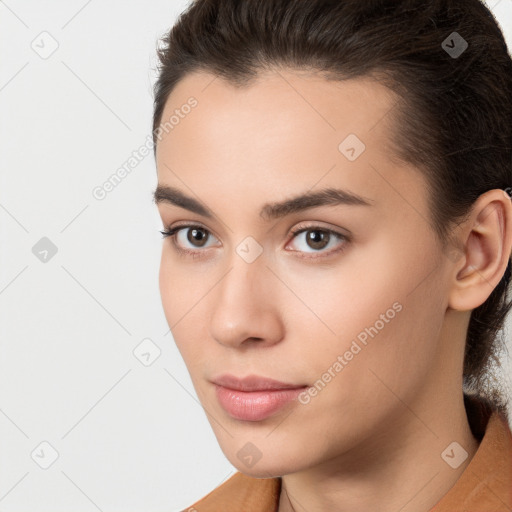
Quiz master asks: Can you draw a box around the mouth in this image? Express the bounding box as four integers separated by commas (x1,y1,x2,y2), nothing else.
211,374,309,421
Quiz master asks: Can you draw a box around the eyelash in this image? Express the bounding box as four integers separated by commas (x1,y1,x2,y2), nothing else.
159,223,349,260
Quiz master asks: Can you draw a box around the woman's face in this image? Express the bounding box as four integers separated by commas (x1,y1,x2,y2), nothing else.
155,69,457,477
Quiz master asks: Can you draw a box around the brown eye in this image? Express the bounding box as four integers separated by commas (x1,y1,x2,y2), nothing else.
288,225,348,258
187,227,209,247
160,223,219,255
304,229,330,250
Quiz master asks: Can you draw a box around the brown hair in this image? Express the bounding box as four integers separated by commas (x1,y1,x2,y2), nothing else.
152,0,512,415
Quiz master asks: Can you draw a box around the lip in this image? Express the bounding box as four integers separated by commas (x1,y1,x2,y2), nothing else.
211,374,308,421
211,373,306,391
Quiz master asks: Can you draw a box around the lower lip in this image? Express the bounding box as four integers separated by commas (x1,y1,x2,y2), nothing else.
214,384,307,421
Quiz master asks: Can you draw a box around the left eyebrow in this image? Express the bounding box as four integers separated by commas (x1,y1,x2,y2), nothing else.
152,185,375,221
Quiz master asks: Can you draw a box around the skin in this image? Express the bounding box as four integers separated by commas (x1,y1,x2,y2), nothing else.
154,68,512,512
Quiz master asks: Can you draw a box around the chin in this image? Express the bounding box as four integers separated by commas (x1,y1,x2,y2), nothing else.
224,449,307,479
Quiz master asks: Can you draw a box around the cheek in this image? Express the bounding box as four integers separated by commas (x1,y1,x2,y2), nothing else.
291,248,442,395
158,251,209,367
278,254,396,345
158,249,196,326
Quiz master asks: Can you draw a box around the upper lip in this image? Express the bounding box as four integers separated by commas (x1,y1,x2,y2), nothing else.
211,374,307,392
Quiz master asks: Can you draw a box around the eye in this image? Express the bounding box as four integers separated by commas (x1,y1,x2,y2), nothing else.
160,223,219,257
159,223,349,259
286,225,348,258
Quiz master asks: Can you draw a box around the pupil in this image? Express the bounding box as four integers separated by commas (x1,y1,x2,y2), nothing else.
308,230,329,249
189,228,207,247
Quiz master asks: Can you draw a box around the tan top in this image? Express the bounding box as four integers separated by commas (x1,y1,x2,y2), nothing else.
183,394,512,511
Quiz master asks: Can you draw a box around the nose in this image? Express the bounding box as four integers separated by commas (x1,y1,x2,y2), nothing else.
209,254,285,349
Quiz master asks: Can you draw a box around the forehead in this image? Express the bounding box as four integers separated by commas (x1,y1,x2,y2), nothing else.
154,68,424,220
156,69,399,160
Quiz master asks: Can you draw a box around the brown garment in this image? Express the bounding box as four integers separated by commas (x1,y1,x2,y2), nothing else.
183,394,512,511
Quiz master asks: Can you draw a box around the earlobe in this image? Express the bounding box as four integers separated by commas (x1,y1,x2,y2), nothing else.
448,189,512,312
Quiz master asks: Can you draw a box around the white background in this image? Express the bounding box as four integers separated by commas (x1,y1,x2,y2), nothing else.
1,1,511,510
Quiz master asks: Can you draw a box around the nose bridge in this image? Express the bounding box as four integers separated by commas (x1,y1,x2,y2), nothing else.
220,233,268,304
209,244,282,347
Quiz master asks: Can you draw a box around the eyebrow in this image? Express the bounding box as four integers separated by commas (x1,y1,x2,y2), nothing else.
152,184,374,221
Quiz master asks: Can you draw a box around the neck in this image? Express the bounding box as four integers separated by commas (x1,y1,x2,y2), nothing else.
278,388,480,512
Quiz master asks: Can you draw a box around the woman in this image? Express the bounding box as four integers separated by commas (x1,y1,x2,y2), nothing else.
151,0,512,510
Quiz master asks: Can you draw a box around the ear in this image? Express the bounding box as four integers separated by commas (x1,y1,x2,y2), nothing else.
448,189,512,312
